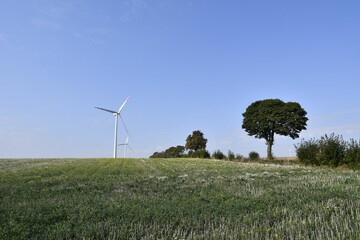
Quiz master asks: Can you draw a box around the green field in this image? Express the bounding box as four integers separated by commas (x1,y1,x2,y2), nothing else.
1,158,360,239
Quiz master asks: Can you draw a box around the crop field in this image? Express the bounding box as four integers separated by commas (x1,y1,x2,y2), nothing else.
1,158,360,239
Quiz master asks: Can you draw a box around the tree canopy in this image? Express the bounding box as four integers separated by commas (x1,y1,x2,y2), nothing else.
242,99,308,159
185,130,208,151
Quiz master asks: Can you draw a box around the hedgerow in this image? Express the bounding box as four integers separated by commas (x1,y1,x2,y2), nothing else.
295,133,360,169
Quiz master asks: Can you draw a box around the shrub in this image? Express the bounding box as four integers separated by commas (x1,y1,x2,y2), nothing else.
296,133,358,168
295,138,320,165
249,151,260,161
235,154,243,160
344,139,360,169
318,133,346,167
227,150,235,160
149,152,162,158
212,150,225,160
189,149,210,159
149,145,185,158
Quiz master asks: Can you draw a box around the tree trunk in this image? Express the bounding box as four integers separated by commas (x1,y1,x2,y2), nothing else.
266,131,275,159
267,142,273,159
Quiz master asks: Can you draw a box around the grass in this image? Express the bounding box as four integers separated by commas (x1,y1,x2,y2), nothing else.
1,158,360,239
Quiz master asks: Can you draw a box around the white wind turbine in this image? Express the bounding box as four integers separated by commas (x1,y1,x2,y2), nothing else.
118,115,133,158
95,97,129,158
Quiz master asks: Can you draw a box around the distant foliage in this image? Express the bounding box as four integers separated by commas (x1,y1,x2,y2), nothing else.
212,150,225,160
189,149,210,159
149,152,163,158
150,145,185,158
296,133,360,169
249,151,260,161
150,130,210,159
227,150,235,161
210,150,241,161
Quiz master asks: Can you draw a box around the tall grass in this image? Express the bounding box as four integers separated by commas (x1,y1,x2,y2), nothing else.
1,158,359,239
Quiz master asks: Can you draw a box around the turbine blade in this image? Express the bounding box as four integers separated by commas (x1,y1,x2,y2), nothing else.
95,107,117,114
128,144,134,153
118,97,129,113
120,115,130,136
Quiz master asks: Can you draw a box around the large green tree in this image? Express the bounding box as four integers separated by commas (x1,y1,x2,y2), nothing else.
185,130,208,152
242,99,308,159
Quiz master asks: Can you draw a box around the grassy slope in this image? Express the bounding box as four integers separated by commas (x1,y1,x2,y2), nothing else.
0,158,359,239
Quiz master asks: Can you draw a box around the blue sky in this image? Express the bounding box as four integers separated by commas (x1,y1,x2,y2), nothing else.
1,0,360,158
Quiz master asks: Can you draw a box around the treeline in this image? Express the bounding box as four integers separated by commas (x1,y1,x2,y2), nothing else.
150,130,244,160
296,133,360,169
150,148,245,160
150,147,211,159
150,130,210,159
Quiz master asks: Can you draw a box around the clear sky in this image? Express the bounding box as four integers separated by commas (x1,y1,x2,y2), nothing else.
1,0,360,158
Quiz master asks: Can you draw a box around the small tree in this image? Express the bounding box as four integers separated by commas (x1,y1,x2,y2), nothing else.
318,134,346,167
344,139,360,169
185,130,208,151
227,150,235,160
242,99,308,159
295,138,320,165
212,150,225,159
249,151,260,160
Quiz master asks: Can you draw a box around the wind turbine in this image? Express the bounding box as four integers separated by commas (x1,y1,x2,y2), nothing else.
95,97,129,158
118,115,133,158
118,135,134,158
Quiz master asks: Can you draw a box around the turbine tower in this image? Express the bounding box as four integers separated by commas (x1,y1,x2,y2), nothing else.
118,136,131,158
95,97,129,158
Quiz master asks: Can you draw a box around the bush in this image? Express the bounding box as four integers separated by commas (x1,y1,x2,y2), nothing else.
235,154,243,160
149,145,185,158
296,133,360,169
212,150,225,160
189,149,210,159
295,138,320,165
149,152,163,158
318,134,346,167
344,139,360,169
249,151,260,161
227,150,235,160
